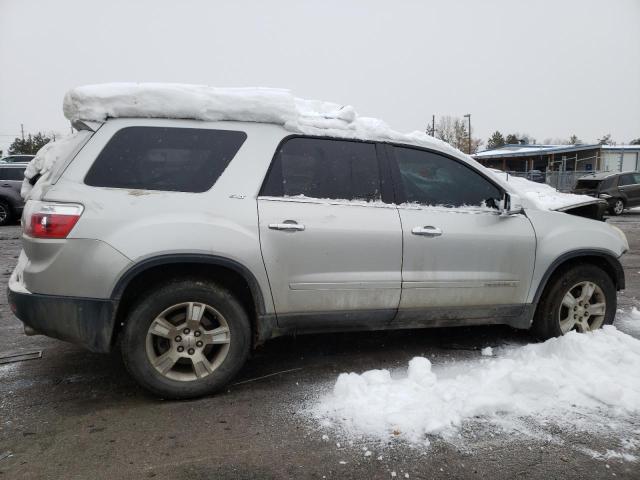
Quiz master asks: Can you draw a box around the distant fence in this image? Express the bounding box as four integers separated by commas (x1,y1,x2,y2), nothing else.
506,170,594,192
545,171,594,192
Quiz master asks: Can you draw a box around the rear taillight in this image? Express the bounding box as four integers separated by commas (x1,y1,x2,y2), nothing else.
23,201,84,239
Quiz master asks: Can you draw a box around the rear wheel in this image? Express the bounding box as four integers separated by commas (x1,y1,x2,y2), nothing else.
610,198,625,216
0,201,12,226
121,279,251,399
531,264,616,340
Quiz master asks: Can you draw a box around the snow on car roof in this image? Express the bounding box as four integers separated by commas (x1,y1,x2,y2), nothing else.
63,83,464,157
20,83,597,212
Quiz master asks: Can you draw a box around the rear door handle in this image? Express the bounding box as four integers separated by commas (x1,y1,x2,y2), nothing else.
1,184,10,187
268,221,305,232
411,226,443,237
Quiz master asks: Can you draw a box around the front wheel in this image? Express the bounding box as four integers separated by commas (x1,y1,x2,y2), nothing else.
610,198,625,216
531,264,616,340
121,279,251,399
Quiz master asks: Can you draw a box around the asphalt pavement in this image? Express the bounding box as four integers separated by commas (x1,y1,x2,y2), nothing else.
1,214,640,480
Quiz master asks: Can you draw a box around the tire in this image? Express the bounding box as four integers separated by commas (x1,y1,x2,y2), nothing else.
530,264,616,340
0,200,12,226
609,198,625,216
121,279,251,399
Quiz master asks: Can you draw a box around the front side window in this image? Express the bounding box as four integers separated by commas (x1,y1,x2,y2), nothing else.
261,137,381,202
599,177,615,189
394,147,502,208
85,127,247,192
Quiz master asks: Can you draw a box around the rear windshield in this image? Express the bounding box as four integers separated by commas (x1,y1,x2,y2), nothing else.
85,127,247,193
0,167,25,180
575,179,601,189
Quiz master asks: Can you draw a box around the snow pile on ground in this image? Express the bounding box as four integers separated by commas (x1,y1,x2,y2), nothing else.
615,307,640,337
489,170,595,211
311,326,640,445
21,130,91,200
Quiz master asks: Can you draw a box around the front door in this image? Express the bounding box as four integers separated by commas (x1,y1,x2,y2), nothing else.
258,137,402,329
386,145,537,324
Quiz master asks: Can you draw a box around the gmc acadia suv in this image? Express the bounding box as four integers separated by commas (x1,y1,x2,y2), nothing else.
8,115,628,399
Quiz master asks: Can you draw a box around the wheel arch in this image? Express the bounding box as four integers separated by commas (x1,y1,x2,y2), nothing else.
110,254,271,347
532,249,625,304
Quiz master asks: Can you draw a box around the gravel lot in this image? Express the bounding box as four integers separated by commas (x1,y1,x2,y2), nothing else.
1,214,640,480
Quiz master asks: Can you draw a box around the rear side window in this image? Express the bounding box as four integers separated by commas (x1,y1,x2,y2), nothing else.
618,174,635,186
0,168,25,180
85,127,247,192
261,137,381,201
600,177,616,189
394,146,502,208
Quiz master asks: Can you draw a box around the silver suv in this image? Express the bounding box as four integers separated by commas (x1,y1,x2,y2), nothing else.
8,117,628,399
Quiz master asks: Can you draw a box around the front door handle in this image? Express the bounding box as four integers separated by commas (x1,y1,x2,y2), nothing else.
268,221,305,232
411,226,443,237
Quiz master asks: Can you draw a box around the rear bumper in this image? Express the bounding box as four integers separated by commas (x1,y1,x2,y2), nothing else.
7,288,116,353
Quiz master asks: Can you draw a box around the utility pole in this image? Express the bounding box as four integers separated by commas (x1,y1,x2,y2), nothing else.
20,124,24,141
463,114,471,154
432,114,435,137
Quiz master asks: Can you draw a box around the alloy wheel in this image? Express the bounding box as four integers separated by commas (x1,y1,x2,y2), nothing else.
613,200,624,215
145,302,231,381
0,204,7,223
558,281,606,334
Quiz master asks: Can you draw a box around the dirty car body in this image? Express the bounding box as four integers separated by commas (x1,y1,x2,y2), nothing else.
7,85,628,398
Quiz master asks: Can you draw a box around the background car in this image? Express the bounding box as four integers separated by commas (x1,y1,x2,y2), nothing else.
1,154,35,164
573,171,640,215
0,163,26,225
526,170,545,183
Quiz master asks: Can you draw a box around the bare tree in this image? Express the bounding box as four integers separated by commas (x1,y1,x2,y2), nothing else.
435,116,482,153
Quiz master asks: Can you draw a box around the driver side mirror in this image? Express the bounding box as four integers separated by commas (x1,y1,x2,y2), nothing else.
503,192,524,215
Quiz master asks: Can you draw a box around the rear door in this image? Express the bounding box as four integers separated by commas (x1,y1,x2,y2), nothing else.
387,145,536,325
617,173,640,206
257,137,402,328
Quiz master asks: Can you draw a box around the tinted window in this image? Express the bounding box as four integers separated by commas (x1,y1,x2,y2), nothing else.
575,179,601,189
0,168,25,180
394,147,501,208
618,174,634,186
261,137,381,201
600,177,616,189
85,127,247,192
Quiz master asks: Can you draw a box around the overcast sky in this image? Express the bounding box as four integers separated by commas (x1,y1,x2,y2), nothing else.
1,0,639,154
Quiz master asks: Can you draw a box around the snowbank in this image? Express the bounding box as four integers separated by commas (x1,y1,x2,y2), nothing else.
312,327,640,445
489,170,595,211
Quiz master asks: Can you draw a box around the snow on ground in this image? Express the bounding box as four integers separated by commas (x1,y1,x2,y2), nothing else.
616,307,640,337
489,169,595,211
309,324,640,460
